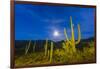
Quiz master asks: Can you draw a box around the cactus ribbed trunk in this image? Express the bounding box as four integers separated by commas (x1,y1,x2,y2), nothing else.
25,40,31,55
70,16,76,52
45,39,48,56
50,42,53,63
47,50,50,59
33,41,36,52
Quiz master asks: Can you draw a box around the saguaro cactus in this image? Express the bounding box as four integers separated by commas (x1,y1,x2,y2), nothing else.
50,42,53,63
64,16,81,52
33,41,36,52
45,39,48,56
25,40,31,55
47,50,50,59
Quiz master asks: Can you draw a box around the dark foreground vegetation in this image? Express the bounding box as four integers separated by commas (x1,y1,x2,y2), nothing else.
15,38,96,67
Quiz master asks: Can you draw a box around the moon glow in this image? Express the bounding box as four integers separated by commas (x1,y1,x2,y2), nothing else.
53,30,59,37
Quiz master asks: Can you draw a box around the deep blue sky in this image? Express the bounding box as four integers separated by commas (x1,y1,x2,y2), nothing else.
15,4,95,41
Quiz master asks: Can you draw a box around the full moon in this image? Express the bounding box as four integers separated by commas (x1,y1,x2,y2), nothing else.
53,30,59,37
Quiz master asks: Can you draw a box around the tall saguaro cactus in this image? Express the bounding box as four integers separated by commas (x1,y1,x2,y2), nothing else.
45,39,48,56
64,16,81,52
47,50,50,59
33,41,36,52
25,40,31,55
50,42,53,63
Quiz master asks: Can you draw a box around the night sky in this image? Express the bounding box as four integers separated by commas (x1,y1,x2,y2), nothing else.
15,4,95,41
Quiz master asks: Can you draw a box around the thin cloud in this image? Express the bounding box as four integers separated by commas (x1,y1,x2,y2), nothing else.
41,19,66,24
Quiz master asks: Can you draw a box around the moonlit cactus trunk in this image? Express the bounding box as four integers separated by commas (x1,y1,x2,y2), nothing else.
25,40,31,55
33,41,36,52
50,42,53,63
45,39,48,56
47,50,50,59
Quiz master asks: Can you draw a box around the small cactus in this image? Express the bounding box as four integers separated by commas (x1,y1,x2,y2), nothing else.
25,40,31,55
47,50,50,59
33,41,36,52
45,39,48,56
50,42,53,63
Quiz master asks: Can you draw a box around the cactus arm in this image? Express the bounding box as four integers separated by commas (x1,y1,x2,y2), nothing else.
62,42,66,49
75,24,81,44
50,42,53,63
45,39,48,56
64,28,71,44
25,40,31,55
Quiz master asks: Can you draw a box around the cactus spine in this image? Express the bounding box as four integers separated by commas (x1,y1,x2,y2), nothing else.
64,16,81,52
25,40,31,55
45,39,48,56
50,42,53,63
